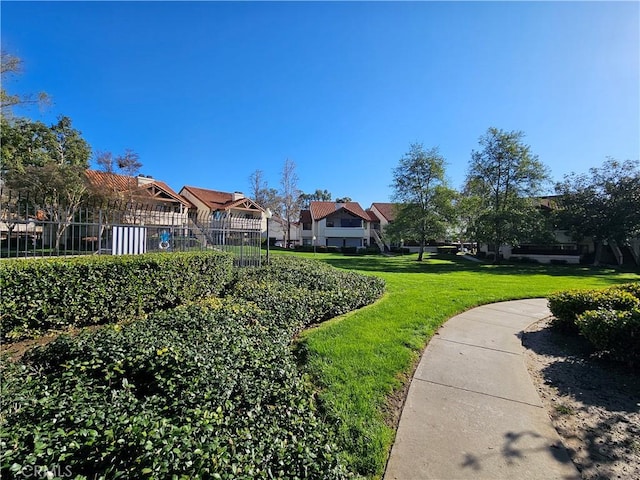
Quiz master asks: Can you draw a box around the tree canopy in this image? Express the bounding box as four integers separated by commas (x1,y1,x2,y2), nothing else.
389,143,454,261
299,189,331,209
555,157,640,264
465,127,550,261
1,51,50,118
248,169,281,216
2,116,92,251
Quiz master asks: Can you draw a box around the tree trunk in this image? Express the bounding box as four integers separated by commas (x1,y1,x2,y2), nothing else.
593,240,603,266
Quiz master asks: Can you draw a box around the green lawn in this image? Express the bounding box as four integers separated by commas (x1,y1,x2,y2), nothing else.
280,251,640,478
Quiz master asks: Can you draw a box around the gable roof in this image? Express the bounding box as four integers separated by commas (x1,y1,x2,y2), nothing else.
300,209,312,224
365,209,381,222
309,201,369,221
371,202,398,222
85,170,189,206
181,186,264,213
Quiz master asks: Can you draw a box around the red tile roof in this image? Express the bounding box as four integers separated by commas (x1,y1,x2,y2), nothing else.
85,170,189,206
309,201,369,221
365,209,381,222
181,186,263,212
371,203,398,222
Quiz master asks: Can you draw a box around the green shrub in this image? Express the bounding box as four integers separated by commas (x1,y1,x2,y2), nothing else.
0,252,233,341
1,254,384,479
230,256,385,333
1,302,349,479
609,282,640,300
576,308,640,362
548,286,640,333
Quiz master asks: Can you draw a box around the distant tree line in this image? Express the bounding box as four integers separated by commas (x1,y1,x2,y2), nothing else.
389,129,639,264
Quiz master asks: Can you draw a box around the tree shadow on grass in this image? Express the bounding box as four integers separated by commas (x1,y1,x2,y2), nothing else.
319,253,637,280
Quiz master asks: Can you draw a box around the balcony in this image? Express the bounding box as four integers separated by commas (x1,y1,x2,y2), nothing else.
324,226,366,238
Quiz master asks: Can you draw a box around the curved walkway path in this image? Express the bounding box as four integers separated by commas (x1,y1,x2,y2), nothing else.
384,298,580,480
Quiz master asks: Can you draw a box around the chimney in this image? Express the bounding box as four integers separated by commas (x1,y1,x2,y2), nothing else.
137,174,154,186
232,191,245,201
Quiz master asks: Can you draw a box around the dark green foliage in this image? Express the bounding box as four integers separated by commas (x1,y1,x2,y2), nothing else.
576,308,640,362
0,252,234,341
231,256,385,334
1,255,385,479
1,303,347,479
548,282,640,361
547,284,639,333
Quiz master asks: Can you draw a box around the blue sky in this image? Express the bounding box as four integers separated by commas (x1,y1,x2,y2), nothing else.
2,1,638,207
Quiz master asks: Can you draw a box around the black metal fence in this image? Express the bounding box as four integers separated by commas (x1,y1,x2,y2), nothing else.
0,194,264,266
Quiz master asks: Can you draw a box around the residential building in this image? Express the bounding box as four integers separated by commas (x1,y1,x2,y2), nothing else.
85,170,191,224
367,202,398,251
179,186,264,251
266,214,300,247
301,201,371,248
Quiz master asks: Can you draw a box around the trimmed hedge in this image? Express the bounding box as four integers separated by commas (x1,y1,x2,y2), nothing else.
576,308,640,362
1,255,385,479
230,256,385,333
1,302,348,479
547,285,640,333
0,252,234,341
547,282,640,362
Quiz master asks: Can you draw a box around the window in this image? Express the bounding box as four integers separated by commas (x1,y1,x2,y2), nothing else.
340,218,362,228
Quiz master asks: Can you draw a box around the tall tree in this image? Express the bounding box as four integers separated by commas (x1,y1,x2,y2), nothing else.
465,127,550,262
389,143,454,261
1,51,50,118
555,158,640,265
3,116,91,251
93,149,144,223
279,158,301,247
299,189,331,209
95,148,142,177
248,169,281,215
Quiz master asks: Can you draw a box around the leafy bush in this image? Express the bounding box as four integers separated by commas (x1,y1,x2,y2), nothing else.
1,255,385,479
230,256,385,333
0,252,233,341
341,246,357,255
576,308,640,362
547,285,640,332
609,282,640,299
1,303,349,479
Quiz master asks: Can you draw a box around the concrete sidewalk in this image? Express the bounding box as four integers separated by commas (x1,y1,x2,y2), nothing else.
384,299,580,480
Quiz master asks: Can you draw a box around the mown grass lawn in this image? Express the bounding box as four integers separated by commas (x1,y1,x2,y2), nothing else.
277,251,640,478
